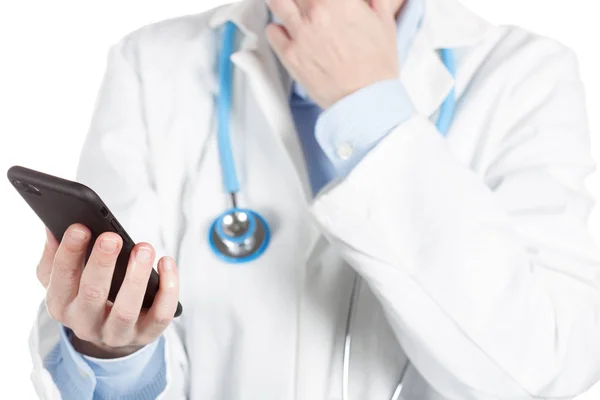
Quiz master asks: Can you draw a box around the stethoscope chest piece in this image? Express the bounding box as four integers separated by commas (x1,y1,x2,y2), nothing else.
209,208,270,263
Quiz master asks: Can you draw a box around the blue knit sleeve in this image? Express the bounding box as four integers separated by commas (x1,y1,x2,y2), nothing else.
44,326,166,399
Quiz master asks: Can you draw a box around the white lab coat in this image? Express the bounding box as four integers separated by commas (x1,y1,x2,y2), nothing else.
28,0,600,398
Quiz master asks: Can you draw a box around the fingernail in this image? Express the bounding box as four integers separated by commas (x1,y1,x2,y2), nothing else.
100,238,118,253
70,229,87,243
164,257,175,271
137,247,152,262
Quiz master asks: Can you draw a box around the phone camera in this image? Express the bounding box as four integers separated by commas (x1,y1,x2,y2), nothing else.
12,180,41,196
12,180,26,190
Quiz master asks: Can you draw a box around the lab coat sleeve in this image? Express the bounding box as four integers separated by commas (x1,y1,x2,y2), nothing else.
28,36,189,400
310,46,600,399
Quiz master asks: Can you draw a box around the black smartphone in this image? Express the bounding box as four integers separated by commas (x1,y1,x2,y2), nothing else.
7,165,183,317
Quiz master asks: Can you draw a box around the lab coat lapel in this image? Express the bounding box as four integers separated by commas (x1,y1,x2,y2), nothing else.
231,46,313,203
209,0,313,203
401,30,455,121
402,0,491,126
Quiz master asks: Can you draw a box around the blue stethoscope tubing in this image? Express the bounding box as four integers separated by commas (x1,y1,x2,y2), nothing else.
217,22,240,194
436,48,456,136
209,21,271,263
209,21,456,265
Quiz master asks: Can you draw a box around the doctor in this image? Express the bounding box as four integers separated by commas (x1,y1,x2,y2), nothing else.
28,0,600,398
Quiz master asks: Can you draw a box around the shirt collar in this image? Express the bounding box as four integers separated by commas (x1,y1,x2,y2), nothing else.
396,0,425,66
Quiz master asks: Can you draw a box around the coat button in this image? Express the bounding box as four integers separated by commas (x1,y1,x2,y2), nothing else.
336,143,354,160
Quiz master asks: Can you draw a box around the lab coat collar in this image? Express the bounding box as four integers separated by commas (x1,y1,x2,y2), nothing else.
422,0,491,49
205,0,493,117
208,0,492,50
209,0,267,51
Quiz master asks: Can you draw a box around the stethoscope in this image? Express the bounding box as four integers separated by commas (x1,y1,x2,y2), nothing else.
208,21,271,263
209,21,456,399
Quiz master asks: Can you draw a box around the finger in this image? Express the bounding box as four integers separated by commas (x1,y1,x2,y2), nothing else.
104,244,155,346
37,228,59,288
371,0,397,21
138,256,179,341
71,232,122,334
267,0,303,35
266,23,294,62
46,224,90,320
370,0,389,14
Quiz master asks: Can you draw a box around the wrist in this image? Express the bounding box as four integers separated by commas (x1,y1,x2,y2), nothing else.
71,333,143,359
326,72,399,109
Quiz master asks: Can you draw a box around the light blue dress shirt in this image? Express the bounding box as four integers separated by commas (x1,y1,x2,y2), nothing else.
47,1,424,398
292,0,422,194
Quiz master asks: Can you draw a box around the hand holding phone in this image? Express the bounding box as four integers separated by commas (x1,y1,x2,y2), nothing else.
8,165,182,358
40,224,179,358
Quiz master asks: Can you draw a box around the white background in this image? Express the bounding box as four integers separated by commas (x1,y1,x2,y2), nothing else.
0,0,599,398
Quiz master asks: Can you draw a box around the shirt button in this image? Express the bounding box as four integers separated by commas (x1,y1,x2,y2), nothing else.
78,368,88,378
336,143,354,160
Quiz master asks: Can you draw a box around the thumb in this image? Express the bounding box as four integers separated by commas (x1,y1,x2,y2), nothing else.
37,227,59,288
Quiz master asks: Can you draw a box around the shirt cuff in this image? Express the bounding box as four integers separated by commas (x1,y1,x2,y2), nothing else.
44,326,97,399
315,79,416,175
82,335,165,397
46,325,166,400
